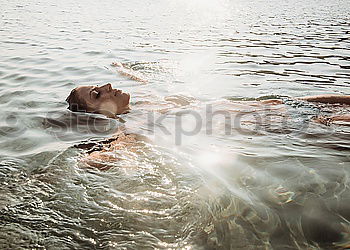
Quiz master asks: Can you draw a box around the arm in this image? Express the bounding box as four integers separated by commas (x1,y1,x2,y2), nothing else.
315,115,350,125
298,95,350,105
330,115,350,122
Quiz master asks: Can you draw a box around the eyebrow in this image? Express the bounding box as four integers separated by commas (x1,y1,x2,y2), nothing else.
89,87,100,99
89,88,95,99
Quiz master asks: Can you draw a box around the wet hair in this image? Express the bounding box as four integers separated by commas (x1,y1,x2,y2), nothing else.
66,88,88,112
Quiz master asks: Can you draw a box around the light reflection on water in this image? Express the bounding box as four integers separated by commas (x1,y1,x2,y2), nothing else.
1,0,350,249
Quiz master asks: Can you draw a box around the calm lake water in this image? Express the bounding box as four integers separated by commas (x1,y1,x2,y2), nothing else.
1,0,350,249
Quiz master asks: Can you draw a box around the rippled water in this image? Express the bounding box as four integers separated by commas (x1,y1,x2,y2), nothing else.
1,0,350,249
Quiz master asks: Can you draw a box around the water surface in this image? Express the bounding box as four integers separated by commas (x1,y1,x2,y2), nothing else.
1,0,350,249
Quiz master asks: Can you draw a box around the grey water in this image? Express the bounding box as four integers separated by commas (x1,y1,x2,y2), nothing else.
1,0,350,249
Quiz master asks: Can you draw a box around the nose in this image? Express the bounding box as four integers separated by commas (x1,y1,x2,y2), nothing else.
100,83,112,92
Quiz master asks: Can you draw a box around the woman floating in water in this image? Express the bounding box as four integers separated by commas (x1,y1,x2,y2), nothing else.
65,62,350,169
66,82,350,124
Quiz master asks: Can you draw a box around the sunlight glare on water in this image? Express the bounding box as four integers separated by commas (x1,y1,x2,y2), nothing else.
0,0,350,249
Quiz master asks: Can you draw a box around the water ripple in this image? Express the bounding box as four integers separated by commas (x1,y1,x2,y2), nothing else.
0,0,350,248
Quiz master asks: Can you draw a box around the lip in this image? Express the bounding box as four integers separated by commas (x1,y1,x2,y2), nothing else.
112,88,130,103
113,89,122,96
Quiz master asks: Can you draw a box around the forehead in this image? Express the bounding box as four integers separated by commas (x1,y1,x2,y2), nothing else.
75,86,94,96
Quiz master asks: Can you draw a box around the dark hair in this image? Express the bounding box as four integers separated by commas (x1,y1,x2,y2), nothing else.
66,88,88,112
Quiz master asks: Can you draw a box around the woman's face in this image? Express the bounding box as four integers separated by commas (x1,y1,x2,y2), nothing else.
73,83,130,116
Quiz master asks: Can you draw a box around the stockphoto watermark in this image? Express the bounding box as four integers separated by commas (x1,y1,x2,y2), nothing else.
0,112,27,138
0,104,314,145
146,104,312,144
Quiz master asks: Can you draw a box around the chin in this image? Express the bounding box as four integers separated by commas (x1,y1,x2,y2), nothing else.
121,105,130,114
115,104,130,115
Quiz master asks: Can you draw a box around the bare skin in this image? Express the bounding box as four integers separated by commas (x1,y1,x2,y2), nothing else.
81,132,138,170
72,93,350,169
299,95,350,124
299,94,350,105
69,63,350,169
261,95,350,124
66,83,130,117
314,114,350,125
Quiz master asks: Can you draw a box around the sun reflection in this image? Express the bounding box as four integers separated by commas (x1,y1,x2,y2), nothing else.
195,150,224,169
193,149,253,203
176,0,230,17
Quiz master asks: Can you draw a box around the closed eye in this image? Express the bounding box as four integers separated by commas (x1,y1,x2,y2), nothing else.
91,90,100,99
